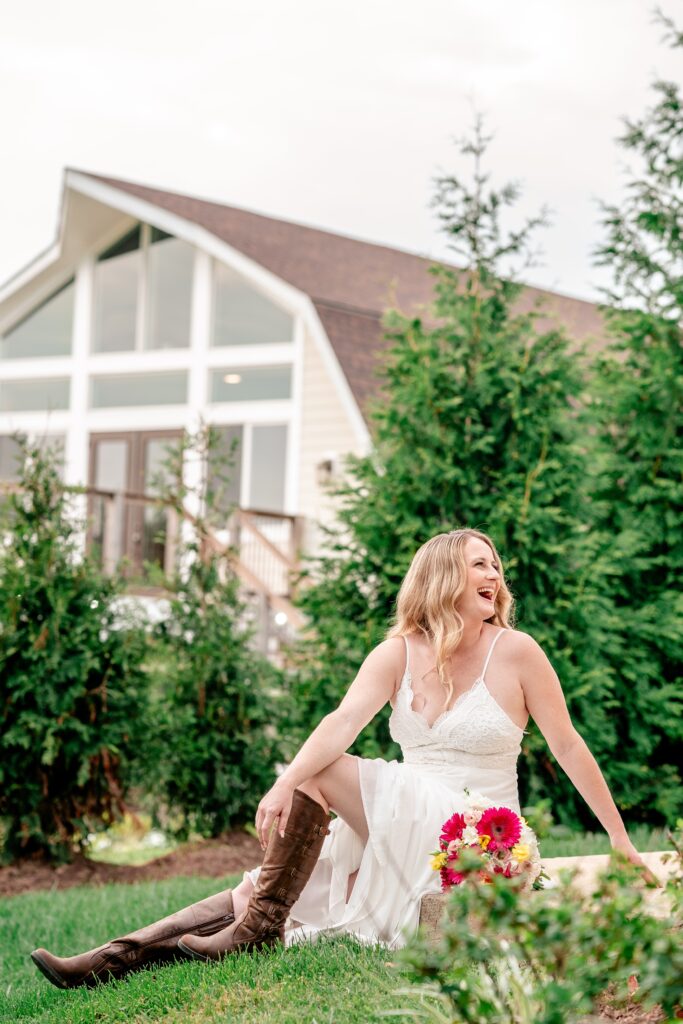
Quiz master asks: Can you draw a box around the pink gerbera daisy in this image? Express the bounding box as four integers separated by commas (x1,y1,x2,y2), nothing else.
440,812,466,846
476,807,521,851
440,865,465,890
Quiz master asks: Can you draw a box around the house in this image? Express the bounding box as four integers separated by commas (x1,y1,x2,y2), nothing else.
0,171,606,637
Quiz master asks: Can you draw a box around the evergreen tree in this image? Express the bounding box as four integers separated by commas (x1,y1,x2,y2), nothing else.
290,121,612,825
139,425,288,838
0,438,148,860
589,8,683,822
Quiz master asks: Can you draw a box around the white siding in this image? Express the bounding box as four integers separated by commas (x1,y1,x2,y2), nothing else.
298,324,364,553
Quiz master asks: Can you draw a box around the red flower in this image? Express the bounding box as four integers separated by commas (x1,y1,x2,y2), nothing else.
476,807,521,851
440,866,465,890
440,812,466,846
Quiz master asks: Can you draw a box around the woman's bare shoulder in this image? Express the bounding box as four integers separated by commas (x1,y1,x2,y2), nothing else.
355,636,408,701
369,635,408,669
501,627,546,660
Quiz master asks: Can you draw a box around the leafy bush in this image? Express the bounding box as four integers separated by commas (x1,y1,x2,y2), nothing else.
586,9,683,824
0,437,148,860
136,426,288,837
394,833,683,1023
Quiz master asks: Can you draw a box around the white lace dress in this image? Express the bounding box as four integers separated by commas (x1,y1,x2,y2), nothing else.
243,627,526,949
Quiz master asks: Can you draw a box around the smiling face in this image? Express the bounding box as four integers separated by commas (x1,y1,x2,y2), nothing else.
391,528,510,652
458,536,501,620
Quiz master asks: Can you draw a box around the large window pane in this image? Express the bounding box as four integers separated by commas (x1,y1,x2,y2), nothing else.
91,372,187,408
209,366,291,403
213,263,293,346
142,436,175,566
250,425,287,512
0,378,70,412
94,439,128,492
91,437,129,567
210,425,243,512
146,228,194,350
93,228,141,353
1,280,74,359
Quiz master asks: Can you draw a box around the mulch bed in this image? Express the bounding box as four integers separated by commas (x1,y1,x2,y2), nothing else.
597,1007,665,1023
596,986,669,1022
0,830,263,898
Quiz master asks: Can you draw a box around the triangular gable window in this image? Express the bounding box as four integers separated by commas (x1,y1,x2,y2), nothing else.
212,262,293,346
1,279,74,359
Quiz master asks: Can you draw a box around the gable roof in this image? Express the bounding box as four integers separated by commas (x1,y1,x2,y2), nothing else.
80,172,608,416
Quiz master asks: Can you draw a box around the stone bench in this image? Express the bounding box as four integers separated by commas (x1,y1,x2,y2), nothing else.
418,851,676,941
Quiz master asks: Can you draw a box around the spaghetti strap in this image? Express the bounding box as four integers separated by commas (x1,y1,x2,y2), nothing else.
402,634,410,677
391,635,411,705
481,628,505,682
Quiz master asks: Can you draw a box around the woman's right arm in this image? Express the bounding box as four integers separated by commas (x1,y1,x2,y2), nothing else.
254,637,405,845
279,637,405,789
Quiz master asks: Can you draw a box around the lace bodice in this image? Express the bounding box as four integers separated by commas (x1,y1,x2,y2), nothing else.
388,629,525,772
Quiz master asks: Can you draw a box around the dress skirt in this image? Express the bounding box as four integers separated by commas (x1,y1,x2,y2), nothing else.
242,753,521,950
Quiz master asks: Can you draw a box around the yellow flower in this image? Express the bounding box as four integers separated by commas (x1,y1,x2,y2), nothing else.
430,851,448,871
478,834,491,850
511,843,530,863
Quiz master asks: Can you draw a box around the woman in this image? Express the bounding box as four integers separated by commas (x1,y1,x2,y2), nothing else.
31,528,651,987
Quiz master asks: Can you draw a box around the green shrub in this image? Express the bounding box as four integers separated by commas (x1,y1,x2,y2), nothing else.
136,426,288,837
0,437,149,861
587,9,683,824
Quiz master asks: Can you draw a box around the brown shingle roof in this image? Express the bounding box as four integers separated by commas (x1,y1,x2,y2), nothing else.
77,171,607,418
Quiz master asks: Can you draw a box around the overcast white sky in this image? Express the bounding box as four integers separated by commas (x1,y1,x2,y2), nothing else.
1,0,680,301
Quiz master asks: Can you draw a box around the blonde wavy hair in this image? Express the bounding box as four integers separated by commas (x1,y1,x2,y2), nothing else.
386,529,515,710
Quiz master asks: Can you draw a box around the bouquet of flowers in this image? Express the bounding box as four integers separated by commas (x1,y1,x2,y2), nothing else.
429,791,543,891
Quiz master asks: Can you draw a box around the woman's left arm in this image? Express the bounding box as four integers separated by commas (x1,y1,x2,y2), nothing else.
514,631,660,884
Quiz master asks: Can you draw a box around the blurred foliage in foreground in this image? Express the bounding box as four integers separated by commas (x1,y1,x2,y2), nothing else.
396,825,683,1023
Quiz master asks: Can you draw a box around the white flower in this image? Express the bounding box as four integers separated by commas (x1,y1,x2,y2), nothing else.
462,825,479,845
466,791,490,810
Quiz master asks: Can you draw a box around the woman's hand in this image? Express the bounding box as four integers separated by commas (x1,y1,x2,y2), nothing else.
255,779,296,850
610,832,662,887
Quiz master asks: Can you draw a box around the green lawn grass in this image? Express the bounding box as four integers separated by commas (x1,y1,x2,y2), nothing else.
539,823,669,858
0,827,670,1024
0,874,409,1024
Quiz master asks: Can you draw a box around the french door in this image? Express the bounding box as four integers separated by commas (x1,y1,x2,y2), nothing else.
89,430,182,576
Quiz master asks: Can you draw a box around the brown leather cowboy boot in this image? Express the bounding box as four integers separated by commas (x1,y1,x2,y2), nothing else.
178,789,331,962
31,887,236,988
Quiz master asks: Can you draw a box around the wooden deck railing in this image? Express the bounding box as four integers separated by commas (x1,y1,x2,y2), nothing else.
1,481,306,632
